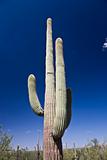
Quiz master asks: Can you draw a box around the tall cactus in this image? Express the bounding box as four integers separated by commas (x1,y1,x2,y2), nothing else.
28,18,72,160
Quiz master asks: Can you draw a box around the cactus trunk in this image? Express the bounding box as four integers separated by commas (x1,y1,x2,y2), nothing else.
43,18,63,160
27,18,72,160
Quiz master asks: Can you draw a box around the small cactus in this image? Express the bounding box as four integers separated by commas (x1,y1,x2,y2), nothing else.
27,18,72,160
16,145,20,160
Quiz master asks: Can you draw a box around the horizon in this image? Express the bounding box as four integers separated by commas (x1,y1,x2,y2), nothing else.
0,0,107,150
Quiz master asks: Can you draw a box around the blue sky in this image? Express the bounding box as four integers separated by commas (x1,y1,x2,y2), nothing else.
0,0,107,149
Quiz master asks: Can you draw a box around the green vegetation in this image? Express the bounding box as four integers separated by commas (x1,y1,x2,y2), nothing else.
0,143,107,160
0,126,13,160
0,126,107,159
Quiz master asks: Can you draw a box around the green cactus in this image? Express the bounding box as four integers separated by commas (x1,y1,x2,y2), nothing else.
28,18,72,160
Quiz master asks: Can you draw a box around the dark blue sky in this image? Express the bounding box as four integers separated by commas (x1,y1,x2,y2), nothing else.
0,0,107,149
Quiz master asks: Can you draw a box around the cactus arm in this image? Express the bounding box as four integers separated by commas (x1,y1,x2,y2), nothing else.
28,74,44,116
52,38,68,139
65,88,72,129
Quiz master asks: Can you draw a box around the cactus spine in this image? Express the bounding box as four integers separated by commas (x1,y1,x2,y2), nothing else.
28,18,72,160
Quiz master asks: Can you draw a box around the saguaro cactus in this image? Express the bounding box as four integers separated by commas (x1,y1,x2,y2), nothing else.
28,18,72,160
16,145,20,160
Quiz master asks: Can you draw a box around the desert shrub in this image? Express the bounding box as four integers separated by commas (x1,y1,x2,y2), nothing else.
0,125,14,160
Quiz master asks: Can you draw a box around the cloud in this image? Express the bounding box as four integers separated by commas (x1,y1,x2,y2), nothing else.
25,130,32,134
86,130,93,135
7,129,11,132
